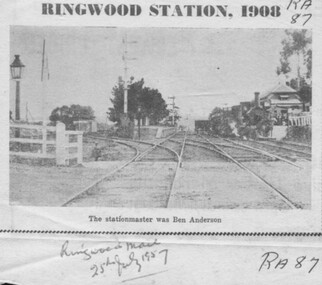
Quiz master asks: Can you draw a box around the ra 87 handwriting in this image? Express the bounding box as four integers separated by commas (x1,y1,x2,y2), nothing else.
259,251,319,274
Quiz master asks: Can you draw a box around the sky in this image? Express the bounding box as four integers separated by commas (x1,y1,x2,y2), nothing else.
10,26,291,122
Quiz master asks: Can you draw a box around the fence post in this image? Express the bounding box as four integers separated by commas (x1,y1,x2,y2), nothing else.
77,133,83,164
56,122,66,166
42,125,47,155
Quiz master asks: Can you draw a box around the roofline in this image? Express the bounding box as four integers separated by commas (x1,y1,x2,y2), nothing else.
260,93,300,101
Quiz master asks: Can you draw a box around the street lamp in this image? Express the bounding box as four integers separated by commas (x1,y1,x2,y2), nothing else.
10,55,25,137
137,105,141,140
10,55,25,120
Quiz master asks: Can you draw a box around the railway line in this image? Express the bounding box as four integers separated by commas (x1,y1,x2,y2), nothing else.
194,136,303,167
199,135,299,209
62,131,311,209
167,134,306,209
234,139,311,161
62,133,182,207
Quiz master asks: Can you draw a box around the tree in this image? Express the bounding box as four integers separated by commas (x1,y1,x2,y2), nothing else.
276,30,312,103
108,77,169,125
49,105,95,130
70,104,95,121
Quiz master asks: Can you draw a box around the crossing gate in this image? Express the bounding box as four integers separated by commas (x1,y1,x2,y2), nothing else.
10,122,83,165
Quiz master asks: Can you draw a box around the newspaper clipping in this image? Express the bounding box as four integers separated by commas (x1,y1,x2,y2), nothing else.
0,0,321,234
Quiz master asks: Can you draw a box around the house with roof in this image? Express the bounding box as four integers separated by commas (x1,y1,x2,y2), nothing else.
259,83,303,112
258,83,304,127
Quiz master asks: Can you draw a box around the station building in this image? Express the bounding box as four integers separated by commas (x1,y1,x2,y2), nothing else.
258,83,303,124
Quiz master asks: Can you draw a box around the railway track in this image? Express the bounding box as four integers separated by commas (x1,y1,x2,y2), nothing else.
208,134,311,161
190,135,303,165
62,132,308,209
163,133,302,209
198,135,301,209
62,132,182,207
168,138,230,162
170,135,300,167
243,139,311,160
165,131,187,207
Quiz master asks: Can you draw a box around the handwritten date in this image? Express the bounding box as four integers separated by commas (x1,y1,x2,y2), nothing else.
90,249,168,278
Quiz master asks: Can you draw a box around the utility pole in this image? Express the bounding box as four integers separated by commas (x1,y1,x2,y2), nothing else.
25,102,28,122
41,39,50,155
297,51,301,92
168,96,176,126
122,34,137,115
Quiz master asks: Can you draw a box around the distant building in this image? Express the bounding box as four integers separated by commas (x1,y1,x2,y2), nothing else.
195,120,210,132
259,83,302,111
74,120,97,133
134,116,150,127
230,83,303,129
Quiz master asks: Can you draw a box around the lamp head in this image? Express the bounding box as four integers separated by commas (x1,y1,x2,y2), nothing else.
10,55,25,80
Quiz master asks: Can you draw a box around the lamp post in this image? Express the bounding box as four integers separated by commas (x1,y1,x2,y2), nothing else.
10,55,25,137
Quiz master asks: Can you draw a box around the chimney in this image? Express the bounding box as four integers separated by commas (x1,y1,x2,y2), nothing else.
255,92,260,108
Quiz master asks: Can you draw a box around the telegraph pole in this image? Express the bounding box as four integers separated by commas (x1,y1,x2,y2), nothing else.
25,102,28,122
123,34,128,114
122,34,137,115
41,39,50,155
168,96,176,126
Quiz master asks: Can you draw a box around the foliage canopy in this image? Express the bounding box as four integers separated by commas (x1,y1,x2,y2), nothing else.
49,104,95,130
108,78,169,125
276,29,312,103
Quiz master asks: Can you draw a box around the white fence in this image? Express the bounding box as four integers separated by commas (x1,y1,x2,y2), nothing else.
288,112,312,126
156,127,176,138
10,122,83,165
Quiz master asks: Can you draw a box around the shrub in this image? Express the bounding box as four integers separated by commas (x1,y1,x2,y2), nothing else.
286,126,311,143
115,125,134,138
238,126,258,140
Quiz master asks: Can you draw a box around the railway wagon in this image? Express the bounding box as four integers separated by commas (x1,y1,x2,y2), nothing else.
195,120,210,133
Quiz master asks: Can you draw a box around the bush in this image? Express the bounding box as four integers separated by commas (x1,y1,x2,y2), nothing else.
115,125,134,138
238,126,258,140
286,126,311,143
209,120,234,137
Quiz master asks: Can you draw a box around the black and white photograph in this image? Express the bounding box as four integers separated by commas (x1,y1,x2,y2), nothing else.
9,26,312,210
1,1,322,285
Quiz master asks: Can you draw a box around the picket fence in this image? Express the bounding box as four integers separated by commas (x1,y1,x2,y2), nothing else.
288,112,312,127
